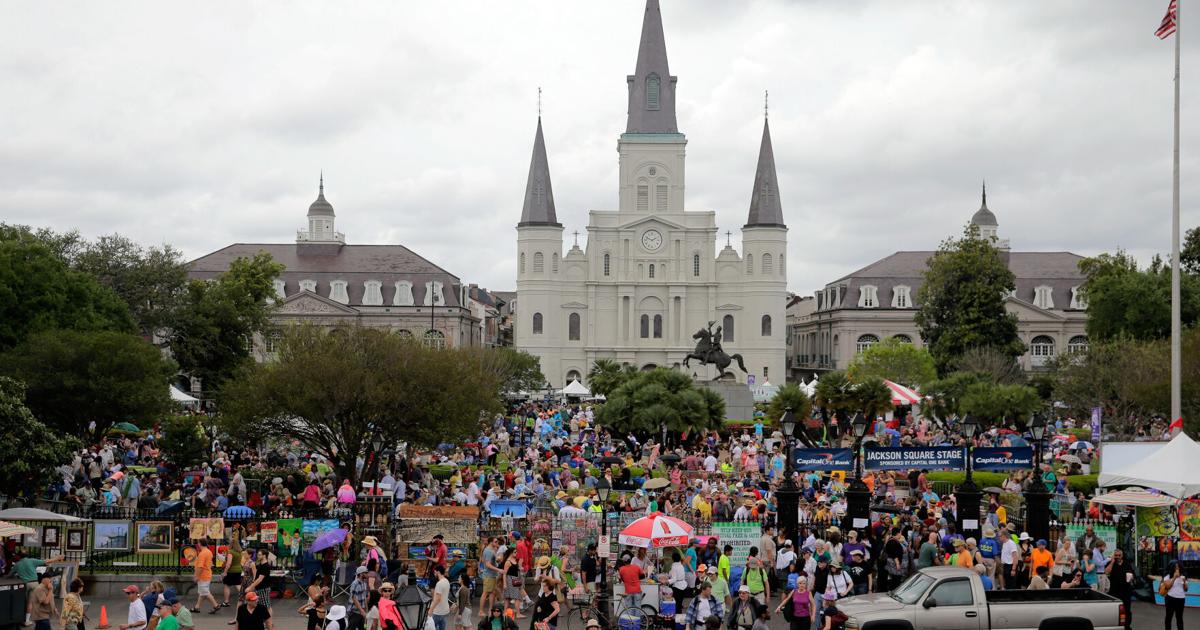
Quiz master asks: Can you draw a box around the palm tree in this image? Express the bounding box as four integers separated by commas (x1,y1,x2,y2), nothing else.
854,377,895,421
587,359,635,397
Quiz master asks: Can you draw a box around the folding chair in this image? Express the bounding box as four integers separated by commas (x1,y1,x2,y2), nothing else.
331,561,356,602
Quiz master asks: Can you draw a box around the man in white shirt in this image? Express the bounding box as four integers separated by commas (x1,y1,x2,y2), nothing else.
998,526,1019,590
775,541,796,573
120,585,147,630
429,565,451,630
704,454,718,472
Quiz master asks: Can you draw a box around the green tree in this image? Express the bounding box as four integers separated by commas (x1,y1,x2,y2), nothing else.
920,372,987,423
0,377,79,500
846,337,937,387
476,347,546,396
73,234,189,335
595,368,724,436
914,225,1024,374
853,377,896,420
169,252,283,394
587,358,637,397
158,415,209,470
767,383,813,424
814,371,855,418
1079,251,1200,341
0,238,134,350
220,324,502,483
1180,225,1200,275
952,346,1026,385
0,329,176,441
959,381,1042,427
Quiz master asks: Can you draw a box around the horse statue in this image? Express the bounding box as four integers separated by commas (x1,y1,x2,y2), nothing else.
683,321,749,381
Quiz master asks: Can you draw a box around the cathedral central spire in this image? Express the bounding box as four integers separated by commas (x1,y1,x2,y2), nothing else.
626,0,678,134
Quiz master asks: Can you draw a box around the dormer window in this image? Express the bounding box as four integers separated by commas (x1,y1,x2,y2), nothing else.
858,285,879,308
891,285,912,309
424,281,445,306
394,281,414,306
1070,286,1088,310
272,279,286,301
646,74,661,110
299,279,317,293
1034,285,1054,310
329,280,349,304
363,280,383,306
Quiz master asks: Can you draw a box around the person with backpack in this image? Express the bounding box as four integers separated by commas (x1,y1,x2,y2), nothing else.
743,548,770,605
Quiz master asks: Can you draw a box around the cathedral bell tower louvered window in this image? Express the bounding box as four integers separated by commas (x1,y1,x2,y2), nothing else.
646,74,661,110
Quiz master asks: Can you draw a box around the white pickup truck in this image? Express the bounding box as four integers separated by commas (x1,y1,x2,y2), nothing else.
838,566,1127,630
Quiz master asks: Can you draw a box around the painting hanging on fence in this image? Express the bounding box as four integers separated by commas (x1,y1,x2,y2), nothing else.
137,521,173,553
276,518,303,558
1137,506,1180,538
66,528,86,551
301,519,340,546
1178,499,1200,541
259,521,278,544
94,520,131,551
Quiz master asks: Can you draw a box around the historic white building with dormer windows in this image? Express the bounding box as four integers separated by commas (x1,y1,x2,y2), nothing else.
514,0,787,388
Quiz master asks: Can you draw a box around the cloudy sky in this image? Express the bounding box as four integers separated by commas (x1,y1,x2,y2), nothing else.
2,1,1196,294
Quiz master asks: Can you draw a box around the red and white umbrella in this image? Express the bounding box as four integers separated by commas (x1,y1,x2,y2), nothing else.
883,380,922,406
618,512,694,548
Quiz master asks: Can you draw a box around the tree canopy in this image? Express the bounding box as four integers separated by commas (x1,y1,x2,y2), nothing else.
959,381,1042,427
595,368,724,436
0,329,176,441
168,251,283,395
478,347,546,396
587,359,638,397
846,337,937,388
914,225,1023,374
1079,250,1200,341
767,383,813,426
220,324,503,483
0,377,79,500
72,234,189,335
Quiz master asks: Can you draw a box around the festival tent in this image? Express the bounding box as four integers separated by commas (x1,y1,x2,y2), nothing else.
170,385,199,405
560,380,591,397
1098,432,1200,498
752,381,779,403
883,380,922,406
0,508,86,522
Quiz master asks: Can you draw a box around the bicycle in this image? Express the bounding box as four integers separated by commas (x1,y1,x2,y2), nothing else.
561,590,657,630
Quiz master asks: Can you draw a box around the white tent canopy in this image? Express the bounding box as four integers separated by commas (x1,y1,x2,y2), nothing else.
752,381,779,403
560,379,590,397
170,385,199,403
1099,432,1200,498
0,507,86,522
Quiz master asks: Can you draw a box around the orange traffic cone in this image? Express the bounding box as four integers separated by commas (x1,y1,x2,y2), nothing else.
97,605,111,629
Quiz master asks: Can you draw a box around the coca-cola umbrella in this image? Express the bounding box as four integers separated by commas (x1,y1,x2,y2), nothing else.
618,512,694,549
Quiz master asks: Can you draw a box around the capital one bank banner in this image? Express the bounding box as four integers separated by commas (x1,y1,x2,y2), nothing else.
972,447,1034,471
864,447,966,471
792,448,854,471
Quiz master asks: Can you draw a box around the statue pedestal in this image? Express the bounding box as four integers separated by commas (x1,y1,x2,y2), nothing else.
696,380,756,422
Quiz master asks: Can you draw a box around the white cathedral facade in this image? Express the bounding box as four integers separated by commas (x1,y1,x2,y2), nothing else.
515,0,788,389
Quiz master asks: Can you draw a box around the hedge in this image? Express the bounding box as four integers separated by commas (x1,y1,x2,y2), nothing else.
926,472,1099,496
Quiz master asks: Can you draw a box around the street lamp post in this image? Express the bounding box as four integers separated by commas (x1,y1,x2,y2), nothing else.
777,408,800,539
955,415,982,541
370,432,385,493
845,413,871,538
596,478,612,627
396,567,432,630
1024,414,1051,543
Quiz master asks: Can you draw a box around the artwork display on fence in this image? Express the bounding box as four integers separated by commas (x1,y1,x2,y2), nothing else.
94,520,131,551
276,518,303,558
1178,499,1200,541
301,519,340,546
136,521,174,553
259,521,278,544
1137,506,1180,538
66,528,86,551
41,526,60,549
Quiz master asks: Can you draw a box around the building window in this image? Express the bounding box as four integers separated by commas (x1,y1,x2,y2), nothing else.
648,264,655,279
856,334,879,354
761,314,772,336
693,253,701,277
393,281,415,306
656,184,668,211
568,313,581,341
603,253,611,276
363,280,383,306
1068,335,1089,354
858,285,879,308
1034,285,1054,309
763,366,769,380
891,285,911,309
1070,286,1088,310
395,329,414,339
646,74,661,110
780,252,785,276
637,185,649,211
566,369,582,383
1031,335,1055,366
329,280,349,304
762,253,773,274
299,279,317,293
552,253,559,273
722,314,734,342
533,252,544,273
264,332,282,353
532,312,543,335
653,314,663,338
640,314,650,338
892,334,913,344
272,279,286,301
746,254,753,274
423,330,445,349
423,281,444,306
519,253,525,274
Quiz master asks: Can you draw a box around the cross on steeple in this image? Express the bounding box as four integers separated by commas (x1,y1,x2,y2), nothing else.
764,89,769,119
573,230,579,247
726,230,732,247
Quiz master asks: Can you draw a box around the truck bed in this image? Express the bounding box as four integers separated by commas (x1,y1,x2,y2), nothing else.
986,587,1119,604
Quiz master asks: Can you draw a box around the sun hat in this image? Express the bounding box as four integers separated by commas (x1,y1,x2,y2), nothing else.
380,582,395,591
537,556,551,569
452,549,465,557
361,535,380,548
326,605,347,621
850,549,864,556
738,585,750,593
1019,532,1032,542
706,565,717,574
585,619,602,629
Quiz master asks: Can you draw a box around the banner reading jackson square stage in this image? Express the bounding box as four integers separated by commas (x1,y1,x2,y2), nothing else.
864,447,966,471
972,447,1035,471
792,448,855,471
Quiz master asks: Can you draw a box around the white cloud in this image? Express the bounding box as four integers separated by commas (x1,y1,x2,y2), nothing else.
1,0,1196,295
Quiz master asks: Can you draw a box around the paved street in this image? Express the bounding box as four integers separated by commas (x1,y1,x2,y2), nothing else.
60,592,1200,630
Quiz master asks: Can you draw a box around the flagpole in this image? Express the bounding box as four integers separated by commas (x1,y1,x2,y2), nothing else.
1172,0,1183,425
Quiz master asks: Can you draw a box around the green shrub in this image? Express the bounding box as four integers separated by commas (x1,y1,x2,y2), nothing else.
1065,474,1098,495
1060,428,1094,441
924,471,1011,488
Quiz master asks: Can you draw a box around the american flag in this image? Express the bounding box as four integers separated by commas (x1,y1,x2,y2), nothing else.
1157,0,1179,39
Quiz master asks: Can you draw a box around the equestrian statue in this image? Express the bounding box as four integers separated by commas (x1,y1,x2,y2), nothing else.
683,320,748,381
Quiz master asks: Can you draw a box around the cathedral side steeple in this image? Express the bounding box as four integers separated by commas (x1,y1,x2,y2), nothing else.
744,116,786,229
626,0,678,134
518,116,561,227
